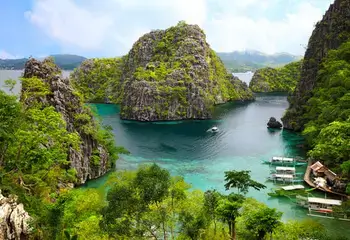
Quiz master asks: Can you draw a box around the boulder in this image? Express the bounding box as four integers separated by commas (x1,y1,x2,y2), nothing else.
0,190,31,240
267,117,283,129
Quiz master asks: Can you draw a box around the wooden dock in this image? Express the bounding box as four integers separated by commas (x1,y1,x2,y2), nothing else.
304,159,316,187
304,159,349,199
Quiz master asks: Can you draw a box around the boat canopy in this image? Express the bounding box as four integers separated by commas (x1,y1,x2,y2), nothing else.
276,167,296,171
281,185,305,191
272,157,294,162
308,197,342,206
272,174,294,179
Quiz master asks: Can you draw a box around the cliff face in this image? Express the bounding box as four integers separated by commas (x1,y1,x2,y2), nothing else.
249,60,302,93
120,22,254,121
21,58,110,184
282,0,350,130
0,190,30,240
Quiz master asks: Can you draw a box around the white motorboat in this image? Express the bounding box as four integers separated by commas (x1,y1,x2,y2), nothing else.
210,126,219,132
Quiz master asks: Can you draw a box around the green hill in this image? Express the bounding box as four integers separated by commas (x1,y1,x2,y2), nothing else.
217,51,302,73
0,54,86,70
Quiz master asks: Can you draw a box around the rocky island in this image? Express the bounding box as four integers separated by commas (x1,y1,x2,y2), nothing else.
72,21,254,121
249,60,302,93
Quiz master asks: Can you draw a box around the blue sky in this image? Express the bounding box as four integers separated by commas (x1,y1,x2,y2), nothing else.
0,0,334,59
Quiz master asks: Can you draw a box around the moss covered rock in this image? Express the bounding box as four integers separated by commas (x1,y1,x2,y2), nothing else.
120,21,254,121
21,58,116,184
282,0,350,130
249,60,302,93
70,58,124,103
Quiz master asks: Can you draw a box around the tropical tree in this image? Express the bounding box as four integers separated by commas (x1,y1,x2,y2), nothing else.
224,170,266,194
204,190,222,236
244,206,282,240
216,193,245,240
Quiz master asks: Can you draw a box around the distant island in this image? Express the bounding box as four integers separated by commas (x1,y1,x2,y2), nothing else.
217,50,302,73
0,54,86,70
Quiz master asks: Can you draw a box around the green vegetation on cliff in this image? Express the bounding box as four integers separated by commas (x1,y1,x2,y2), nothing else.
301,40,350,192
71,21,254,121
71,58,124,103
282,0,350,131
0,58,125,237
120,21,253,121
249,60,302,93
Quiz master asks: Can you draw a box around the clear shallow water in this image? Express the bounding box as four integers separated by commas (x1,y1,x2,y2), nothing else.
1,70,349,236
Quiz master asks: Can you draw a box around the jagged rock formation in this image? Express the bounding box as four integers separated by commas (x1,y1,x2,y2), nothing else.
120,22,254,121
267,117,282,129
282,0,350,130
249,60,302,92
0,190,30,240
21,58,110,184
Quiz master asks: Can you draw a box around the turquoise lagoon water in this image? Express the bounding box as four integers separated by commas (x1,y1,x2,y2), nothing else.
86,94,350,236
1,70,348,236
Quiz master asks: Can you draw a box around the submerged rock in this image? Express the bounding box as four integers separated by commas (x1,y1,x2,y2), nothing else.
267,117,283,129
21,58,111,184
0,190,31,240
120,21,254,121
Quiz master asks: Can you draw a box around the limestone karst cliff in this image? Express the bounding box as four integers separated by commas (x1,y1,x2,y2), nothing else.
120,22,254,121
21,58,112,184
71,22,254,121
282,0,350,130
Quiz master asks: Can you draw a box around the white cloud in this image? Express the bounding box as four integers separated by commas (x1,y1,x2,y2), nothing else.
0,50,23,59
26,0,331,56
206,1,325,55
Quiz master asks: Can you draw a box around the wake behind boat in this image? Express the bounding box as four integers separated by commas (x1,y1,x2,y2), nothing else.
207,126,219,133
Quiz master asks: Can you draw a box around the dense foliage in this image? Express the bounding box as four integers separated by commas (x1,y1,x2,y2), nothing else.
282,0,350,131
249,60,303,93
71,58,124,103
33,164,348,240
300,40,350,191
0,58,124,237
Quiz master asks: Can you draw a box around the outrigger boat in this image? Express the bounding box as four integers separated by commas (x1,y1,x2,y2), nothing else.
267,174,304,184
268,185,307,198
295,195,350,220
270,167,304,176
262,156,307,166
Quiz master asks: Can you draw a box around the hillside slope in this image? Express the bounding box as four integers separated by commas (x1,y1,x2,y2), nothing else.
249,60,302,92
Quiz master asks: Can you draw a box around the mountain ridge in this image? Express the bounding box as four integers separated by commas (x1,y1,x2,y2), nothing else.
217,51,302,72
0,54,87,70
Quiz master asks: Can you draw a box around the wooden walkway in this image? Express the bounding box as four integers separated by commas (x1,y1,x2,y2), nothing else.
304,159,349,199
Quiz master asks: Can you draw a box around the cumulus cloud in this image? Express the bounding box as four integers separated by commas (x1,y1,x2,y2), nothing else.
205,1,325,54
26,0,333,56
